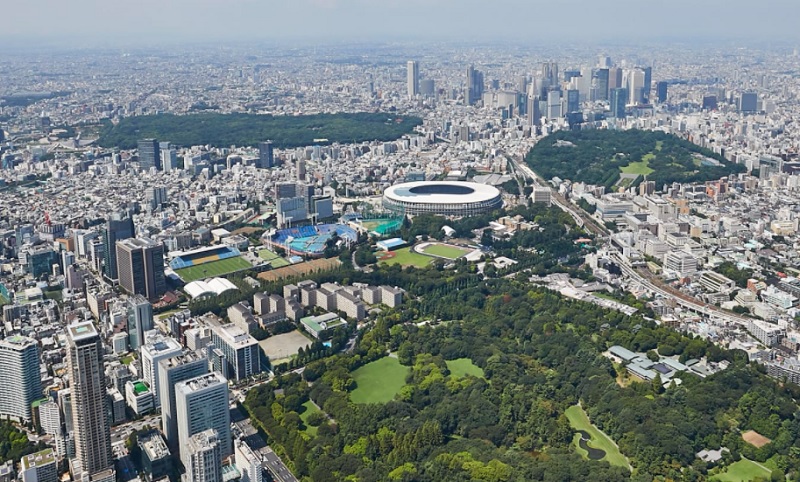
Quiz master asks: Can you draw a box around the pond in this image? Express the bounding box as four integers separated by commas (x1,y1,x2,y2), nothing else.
576,430,606,460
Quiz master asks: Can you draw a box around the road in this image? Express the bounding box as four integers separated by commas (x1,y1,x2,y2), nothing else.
262,447,299,482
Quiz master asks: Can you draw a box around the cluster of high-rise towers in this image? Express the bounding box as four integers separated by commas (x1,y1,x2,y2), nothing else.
407,55,666,125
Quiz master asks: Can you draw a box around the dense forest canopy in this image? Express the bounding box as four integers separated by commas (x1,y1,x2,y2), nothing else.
97,112,422,149
525,129,746,189
239,205,799,482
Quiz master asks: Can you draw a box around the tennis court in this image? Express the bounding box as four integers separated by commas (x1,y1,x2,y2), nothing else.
257,249,290,268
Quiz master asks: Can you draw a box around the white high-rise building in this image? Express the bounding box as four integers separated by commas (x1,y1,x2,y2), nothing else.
66,322,114,481
234,440,262,482
186,429,222,482
158,351,209,451
0,335,42,422
175,372,231,467
38,401,62,436
407,60,419,98
140,334,182,408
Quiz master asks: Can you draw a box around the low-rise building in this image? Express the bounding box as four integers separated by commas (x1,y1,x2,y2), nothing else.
125,380,154,415
301,313,345,339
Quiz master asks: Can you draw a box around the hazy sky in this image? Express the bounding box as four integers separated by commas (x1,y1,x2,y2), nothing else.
4,0,800,45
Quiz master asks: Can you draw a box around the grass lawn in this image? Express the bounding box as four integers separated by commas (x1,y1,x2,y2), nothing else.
620,158,655,176
565,404,630,470
446,358,485,378
121,355,134,365
712,458,772,482
257,249,290,268
175,256,253,282
300,400,322,437
350,356,409,404
421,243,470,260
378,247,431,268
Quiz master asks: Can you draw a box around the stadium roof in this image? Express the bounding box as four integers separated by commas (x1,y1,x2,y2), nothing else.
184,277,239,299
384,181,501,205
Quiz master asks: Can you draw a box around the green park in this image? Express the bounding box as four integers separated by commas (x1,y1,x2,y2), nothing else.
565,404,630,470
350,356,409,404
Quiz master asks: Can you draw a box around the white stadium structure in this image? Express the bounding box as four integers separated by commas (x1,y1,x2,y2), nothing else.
382,181,503,216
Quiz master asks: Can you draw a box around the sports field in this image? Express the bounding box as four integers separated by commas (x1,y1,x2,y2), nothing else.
350,356,409,404
565,404,630,469
377,247,431,268
712,458,771,482
259,330,313,363
257,249,290,268
446,358,484,378
175,256,252,282
420,243,471,260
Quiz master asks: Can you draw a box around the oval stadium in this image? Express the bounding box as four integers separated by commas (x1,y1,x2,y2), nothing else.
383,181,503,216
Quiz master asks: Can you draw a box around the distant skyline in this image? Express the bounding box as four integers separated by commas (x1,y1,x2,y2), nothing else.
4,0,800,47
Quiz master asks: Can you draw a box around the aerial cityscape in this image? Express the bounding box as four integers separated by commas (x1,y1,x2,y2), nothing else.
2,2,800,482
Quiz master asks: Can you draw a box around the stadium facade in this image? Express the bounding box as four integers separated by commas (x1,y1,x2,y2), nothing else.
383,181,503,216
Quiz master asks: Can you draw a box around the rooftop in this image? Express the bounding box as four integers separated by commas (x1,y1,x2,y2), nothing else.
178,371,227,393
21,449,55,470
67,321,98,342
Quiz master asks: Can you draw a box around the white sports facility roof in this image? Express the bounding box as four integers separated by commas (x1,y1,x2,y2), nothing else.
184,277,238,299
383,181,501,205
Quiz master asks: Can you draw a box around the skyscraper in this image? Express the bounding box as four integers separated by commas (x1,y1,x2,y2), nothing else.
465,65,484,105
101,213,134,281
625,68,646,105
0,336,42,422
158,351,209,451
610,88,628,119
526,95,542,127
186,429,222,482
137,139,161,171
594,68,609,101
140,334,182,408
656,81,668,103
739,92,758,113
546,90,562,119
566,89,580,113
116,238,166,301
608,67,622,90
161,148,177,172
643,67,652,103
209,323,261,382
126,295,153,351
66,322,113,480
407,61,419,99
257,141,273,169
175,372,231,467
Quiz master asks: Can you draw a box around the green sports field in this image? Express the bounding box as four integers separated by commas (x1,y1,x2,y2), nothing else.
421,243,471,260
175,256,253,282
446,358,485,378
257,248,290,268
711,459,771,482
565,404,630,470
378,247,431,268
350,356,409,404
